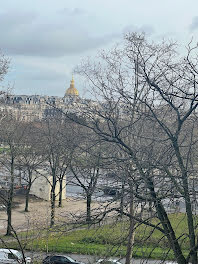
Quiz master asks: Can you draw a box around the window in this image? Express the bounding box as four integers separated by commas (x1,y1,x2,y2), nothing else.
60,257,70,263
51,256,62,262
64,256,75,263
8,253,18,260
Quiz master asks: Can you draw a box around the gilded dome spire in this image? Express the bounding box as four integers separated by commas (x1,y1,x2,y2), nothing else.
65,76,79,96
71,75,74,85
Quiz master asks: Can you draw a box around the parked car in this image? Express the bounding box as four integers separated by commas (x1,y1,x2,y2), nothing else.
0,248,31,263
96,259,122,264
103,187,119,196
43,255,84,264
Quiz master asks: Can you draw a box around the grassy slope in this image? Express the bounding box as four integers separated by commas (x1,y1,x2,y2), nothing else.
2,213,196,260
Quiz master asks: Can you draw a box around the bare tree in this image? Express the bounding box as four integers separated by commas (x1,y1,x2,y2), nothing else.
63,33,198,264
16,122,46,212
0,52,9,82
0,118,26,236
56,119,78,207
70,133,103,224
39,117,79,226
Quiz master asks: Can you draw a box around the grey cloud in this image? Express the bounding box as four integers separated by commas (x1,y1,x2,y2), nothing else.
23,69,66,81
13,79,67,96
189,16,198,31
123,24,155,36
0,10,117,57
1,28,117,57
0,10,37,29
58,8,86,16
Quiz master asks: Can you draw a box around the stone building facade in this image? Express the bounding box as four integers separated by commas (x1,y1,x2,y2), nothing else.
0,77,86,122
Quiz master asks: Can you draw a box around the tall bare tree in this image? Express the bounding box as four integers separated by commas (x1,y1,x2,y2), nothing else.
16,122,46,212
65,33,198,264
40,117,79,226
0,119,26,236
70,133,103,224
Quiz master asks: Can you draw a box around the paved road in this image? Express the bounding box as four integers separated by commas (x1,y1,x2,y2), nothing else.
26,251,172,264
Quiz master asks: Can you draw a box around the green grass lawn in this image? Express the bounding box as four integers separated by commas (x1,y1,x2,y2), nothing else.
0,146,9,153
2,213,197,260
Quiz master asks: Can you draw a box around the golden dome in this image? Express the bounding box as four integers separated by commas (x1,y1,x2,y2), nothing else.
65,76,79,96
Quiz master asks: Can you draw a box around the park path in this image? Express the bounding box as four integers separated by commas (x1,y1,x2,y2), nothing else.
0,196,90,234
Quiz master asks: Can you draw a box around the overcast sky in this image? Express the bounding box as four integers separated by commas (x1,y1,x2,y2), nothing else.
1,0,198,97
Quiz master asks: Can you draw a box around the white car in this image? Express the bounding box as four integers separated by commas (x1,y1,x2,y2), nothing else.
0,249,31,263
96,259,122,264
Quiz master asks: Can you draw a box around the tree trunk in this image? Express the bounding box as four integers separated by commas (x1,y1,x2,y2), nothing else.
86,194,91,224
173,142,197,264
50,168,56,227
125,183,135,264
6,156,14,236
58,179,63,207
147,177,187,264
25,184,31,212
50,189,56,227
6,197,12,236
120,180,125,218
